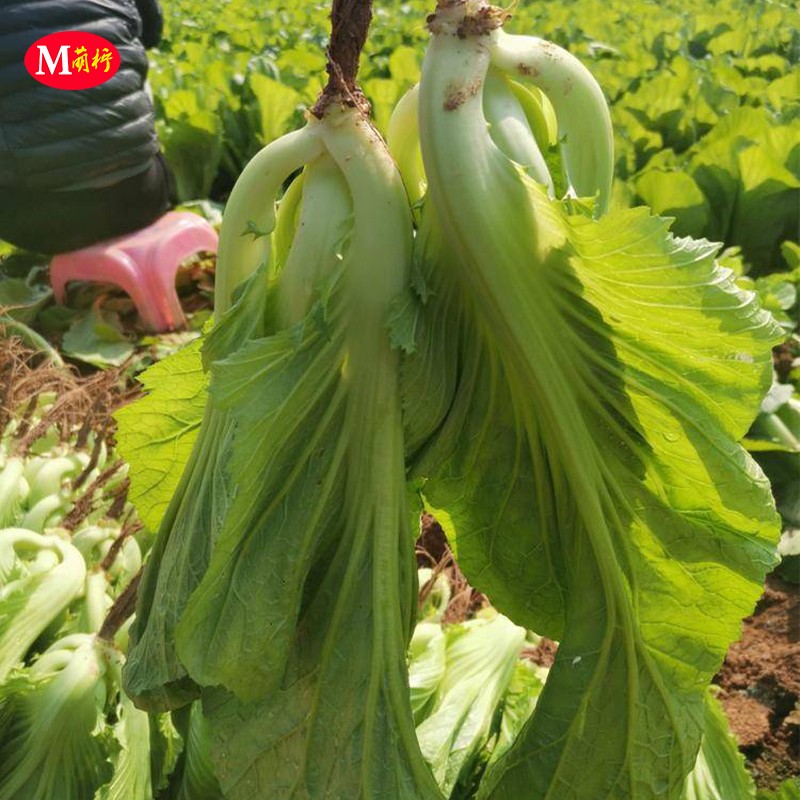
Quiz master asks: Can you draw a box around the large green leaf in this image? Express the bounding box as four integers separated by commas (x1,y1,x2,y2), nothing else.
177,282,440,799
114,339,206,534
122,266,271,711
411,63,781,795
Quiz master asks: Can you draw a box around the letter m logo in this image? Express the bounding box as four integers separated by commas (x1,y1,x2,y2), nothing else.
35,44,71,76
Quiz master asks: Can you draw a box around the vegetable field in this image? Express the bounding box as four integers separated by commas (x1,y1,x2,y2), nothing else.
0,0,798,799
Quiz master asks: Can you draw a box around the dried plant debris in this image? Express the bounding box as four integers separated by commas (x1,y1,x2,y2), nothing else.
0,337,135,533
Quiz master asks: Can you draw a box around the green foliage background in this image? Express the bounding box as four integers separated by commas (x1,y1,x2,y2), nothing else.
153,0,799,275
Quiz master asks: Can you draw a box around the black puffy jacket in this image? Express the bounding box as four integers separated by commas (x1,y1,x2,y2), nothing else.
0,0,163,191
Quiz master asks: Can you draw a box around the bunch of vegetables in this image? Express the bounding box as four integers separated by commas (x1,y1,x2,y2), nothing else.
111,1,783,798
0,347,223,800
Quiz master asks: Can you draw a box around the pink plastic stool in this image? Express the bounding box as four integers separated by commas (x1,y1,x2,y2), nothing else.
50,211,218,332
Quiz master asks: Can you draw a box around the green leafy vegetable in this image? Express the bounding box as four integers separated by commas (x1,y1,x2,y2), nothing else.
0,634,114,800
95,694,155,800
394,5,783,797
485,659,545,772
416,613,525,796
0,274,52,325
124,106,443,799
61,308,134,369
0,528,86,681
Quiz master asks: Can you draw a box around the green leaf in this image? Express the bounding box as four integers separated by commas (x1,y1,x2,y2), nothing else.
94,694,154,800
688,108,800,273
61,308,134,369
116,335,220,712
149,711,184,794
0,276,52,324
410,126,781,799
249,74,302,146
781,242,800,270
177,282,439,798
122,204,321,713
682,690,756,800
389,46,422,85
114,338,207,533
363,78,405,136
177,307,348,697
633,170,711,239
158,90,224,201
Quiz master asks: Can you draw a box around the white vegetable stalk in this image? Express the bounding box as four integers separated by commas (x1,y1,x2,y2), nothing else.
214,125,325,313
276,152,352,328
319,106,440,796
423,0,613,213
388,73,557,205
490,30,614,209
387,83,427,206
0,529,86,681
482,68,554,192
0,634,115,800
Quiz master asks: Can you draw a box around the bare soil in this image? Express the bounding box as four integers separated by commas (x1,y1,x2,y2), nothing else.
716,574,799,791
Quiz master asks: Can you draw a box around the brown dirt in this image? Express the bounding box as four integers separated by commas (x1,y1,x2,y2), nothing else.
416,513,489,623
522,637,559,669
716,574,800,790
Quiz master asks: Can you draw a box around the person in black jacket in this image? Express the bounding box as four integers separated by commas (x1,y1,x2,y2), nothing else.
0,0,174,254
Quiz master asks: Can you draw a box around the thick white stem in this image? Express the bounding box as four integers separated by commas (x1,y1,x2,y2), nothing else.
276,153,352,328
387,84,427,207
216,124,324,314
483,68,554,193
490,30,613,213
